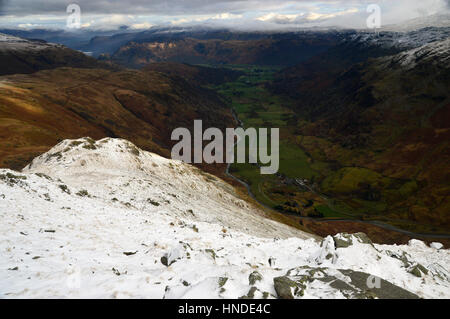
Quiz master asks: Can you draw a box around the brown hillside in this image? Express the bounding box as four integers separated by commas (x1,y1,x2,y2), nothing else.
0,67,234,174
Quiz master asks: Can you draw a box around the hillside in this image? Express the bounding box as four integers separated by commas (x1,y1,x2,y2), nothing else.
108,34,338,68
0,66,234,175
144,62,244,86
269,38,450,232
0,138,448,298
0,33,115,76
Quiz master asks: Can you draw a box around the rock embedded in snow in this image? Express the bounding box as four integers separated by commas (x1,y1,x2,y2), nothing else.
161,246,183,267
333,232,373,248
0,137,449,299
408,239,429,249
249,271,263,285
274,267,420,299
430,242,443,250
313,235,337,264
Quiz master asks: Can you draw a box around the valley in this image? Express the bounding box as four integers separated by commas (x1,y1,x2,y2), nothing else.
206,64,450,244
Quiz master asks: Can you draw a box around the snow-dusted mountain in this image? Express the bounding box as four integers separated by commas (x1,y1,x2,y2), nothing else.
0,33,112,76
0,33,63,52
347,26,450,51
385,38,450,70
0,138,449,298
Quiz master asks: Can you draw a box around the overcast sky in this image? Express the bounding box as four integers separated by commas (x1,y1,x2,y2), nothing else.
0,0,449,30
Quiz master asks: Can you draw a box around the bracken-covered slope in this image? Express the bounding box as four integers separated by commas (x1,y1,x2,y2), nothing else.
0,138,448,298
0,66,234,174
271,38,450,231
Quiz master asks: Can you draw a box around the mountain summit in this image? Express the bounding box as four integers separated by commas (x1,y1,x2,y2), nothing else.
0,138,448,298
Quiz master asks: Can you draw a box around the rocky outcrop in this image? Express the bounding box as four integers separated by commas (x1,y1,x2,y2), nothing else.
274,266,420,299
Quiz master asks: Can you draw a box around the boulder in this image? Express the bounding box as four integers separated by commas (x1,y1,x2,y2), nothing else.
273,266,420,299
333,232,373,248
249,271,263,285
430,242,443,250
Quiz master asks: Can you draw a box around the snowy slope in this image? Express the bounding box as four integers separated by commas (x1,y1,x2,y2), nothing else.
0,137,449,299
386,38,450,69
347,27,449,51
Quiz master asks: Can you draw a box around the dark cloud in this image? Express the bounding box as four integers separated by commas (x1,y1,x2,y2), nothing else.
2,0,450,17
0,0,354,16
1,0,448,29
0,0,8,15
2,0,244,15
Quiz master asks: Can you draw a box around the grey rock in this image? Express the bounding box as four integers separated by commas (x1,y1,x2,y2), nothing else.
273,266,420,299
273,276,302,299
249,271,263,285
409,264,428,277
333,232,373,248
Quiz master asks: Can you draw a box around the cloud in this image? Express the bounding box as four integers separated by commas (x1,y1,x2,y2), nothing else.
0,0,7,15
171,12,243,25
0,1,376,16
256,8,359,24
129,22,154,30
0,1,449,30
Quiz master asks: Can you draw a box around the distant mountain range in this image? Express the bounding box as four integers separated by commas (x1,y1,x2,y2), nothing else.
0,13,448,59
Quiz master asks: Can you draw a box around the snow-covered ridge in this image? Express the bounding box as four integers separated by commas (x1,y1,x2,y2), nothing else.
22,137,305,239
346,27,450,51
0,33,63,52
0,137,449,298
379,38,450,70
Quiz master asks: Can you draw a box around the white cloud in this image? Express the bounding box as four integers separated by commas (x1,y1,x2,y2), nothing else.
129,22,154,30
171,12,243,25
256,8,359,25
0,1,449,30
306,8,359,21
256,13,304,23
18,23,43,29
